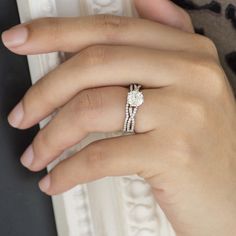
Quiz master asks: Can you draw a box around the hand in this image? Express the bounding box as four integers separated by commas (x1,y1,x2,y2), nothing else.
2,0,236,235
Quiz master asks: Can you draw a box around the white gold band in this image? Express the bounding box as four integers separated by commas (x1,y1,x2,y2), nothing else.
123,84,144,133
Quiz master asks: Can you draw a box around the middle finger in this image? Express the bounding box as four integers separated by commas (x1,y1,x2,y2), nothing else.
11,45,195,129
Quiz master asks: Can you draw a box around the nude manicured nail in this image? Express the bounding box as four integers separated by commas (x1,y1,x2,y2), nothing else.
39,175,51,192
20,145,34,168
1,26,28,47
8,102,24,128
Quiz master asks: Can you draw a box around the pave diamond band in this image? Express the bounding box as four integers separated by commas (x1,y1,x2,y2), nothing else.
123,84,144,133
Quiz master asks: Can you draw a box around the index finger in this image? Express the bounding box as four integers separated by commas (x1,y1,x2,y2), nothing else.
1,15,206,55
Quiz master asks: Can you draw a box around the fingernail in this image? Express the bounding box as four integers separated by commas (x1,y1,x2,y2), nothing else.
8,102,24,128
1,26,28,48
20,145,34,168
39,175,51,192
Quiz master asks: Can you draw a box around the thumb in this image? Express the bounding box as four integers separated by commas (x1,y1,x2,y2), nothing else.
134,0,194,33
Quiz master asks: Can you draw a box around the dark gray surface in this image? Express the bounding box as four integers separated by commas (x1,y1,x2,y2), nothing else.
174,0,236,95
0,1,57,235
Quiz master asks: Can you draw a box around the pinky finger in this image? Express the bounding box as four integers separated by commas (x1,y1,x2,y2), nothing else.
38,133,156,195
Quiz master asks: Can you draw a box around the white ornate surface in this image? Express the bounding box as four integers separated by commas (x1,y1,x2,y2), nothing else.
16,0,175,236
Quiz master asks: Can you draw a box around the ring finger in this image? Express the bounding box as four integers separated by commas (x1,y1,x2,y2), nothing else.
20,86,175,171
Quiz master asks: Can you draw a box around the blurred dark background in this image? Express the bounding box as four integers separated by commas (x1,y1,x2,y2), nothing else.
0,0,57,235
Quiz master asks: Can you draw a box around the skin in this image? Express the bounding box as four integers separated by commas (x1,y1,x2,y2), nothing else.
2,0,236,235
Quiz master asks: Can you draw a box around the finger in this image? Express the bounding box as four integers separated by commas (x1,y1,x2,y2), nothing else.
20,87,172,171
135,0,194,33
38,134,157,195
7,46,196,129
1,14,199,55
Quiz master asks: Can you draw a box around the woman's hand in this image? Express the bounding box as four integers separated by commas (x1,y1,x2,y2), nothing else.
2,0,236,235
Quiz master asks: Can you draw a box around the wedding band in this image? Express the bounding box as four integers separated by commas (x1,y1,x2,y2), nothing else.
123,84,144,133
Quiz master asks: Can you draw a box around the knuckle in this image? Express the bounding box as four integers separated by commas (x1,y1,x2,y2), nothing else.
181,9,191,23
195,34,218,57
72,88,104,125
86,143,108,173
181,51,227,97
91,14,128,40
25,79,55,111
33,131,51,160
178,8,192,28
34,130,63,158
93,14,123,27
79,45,114,67
195,58,227,96
205,66,227,97
182,97,209,126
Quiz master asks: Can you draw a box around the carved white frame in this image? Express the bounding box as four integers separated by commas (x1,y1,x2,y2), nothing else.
16,1,175,236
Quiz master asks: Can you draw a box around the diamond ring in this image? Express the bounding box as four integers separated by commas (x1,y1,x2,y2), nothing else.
123,84,144,133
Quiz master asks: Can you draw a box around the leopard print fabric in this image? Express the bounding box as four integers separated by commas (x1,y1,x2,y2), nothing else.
172,0,236,95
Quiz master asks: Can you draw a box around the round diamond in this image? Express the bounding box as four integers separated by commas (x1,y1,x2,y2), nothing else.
127,91,144,107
